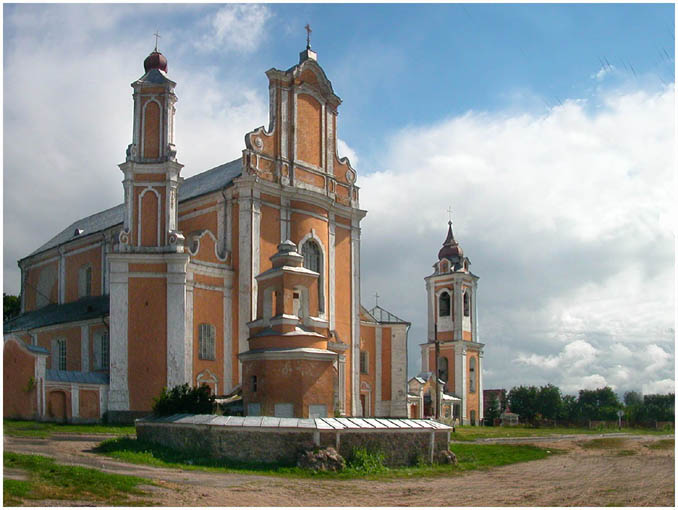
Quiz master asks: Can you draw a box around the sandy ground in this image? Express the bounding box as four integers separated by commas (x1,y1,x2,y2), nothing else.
3,433,674,507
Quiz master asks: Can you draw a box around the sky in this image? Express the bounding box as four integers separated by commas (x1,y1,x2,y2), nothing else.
3,3,675,397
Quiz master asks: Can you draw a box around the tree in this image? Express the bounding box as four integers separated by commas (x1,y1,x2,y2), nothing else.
623,390,644,425
559,394,578,422
4,293,20,322
537,384,562,421
484,395,501,425
152,383,215,416
577,387,621,421
508,385,539,423
624,390,643,407
643,394,674,422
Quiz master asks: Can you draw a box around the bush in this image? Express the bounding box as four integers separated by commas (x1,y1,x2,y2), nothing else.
152,384,215,416
345,447,388,474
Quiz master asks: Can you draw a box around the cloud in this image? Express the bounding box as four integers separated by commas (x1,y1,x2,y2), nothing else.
359,82,674,394
644,344,671,373
337,138,360,167
194,5,272,53
592,65,616,81
641,379,675,395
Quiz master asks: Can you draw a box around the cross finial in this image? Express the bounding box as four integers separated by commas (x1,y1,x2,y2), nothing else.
374,291,380,307
447,206,453,225
153,31,161,52
305,23,312,50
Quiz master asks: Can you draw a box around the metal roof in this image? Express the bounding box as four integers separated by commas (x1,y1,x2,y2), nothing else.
139,414,452,430
367,305,409,324
46,369,109,385
4,295,109,334
27,158,242,257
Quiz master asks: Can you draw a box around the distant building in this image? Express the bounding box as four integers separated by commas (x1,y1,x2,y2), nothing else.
407,222,484,425
483,388,505,416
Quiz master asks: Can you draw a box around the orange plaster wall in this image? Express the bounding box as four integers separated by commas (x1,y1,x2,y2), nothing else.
466,352,479,420
140,189,161,246
47,389,71,421
192,233,221,265
439,346,455,393
296,94,322,167
128,277,167,411
192,287,224,390
129,263,167,273
3,341,38,419
65,245,102,302
334,226,352,415
79,389,100,419
179,211,218,239
143,99,161,159
37,327,81,371
259,204,280,274
382,327,392,401
242,358,335,417
463,331,473,341
360,325,376,416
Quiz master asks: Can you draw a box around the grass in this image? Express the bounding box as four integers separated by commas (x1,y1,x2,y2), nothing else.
645,438,674,450
449,424,670,442
3,452,151,506
3,419,136,438
94,436,554,479
579,438,628,450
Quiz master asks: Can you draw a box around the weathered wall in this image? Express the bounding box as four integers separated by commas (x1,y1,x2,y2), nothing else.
3,341,38,419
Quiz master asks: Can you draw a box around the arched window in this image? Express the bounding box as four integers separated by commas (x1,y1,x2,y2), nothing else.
438,356,449,383
301,240,324,313
463,291,470,317
78,264,92,298
439,291,450,317
469,357,476,393
198,323,216,360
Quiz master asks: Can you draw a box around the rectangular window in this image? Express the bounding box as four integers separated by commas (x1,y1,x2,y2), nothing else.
198,323,215,360
56,339,67,371
274,403,294,418
100,332,109,370
308,404,327,418
360,351,368,374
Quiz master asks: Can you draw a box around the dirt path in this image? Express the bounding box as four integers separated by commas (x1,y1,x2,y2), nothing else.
4,433,674,506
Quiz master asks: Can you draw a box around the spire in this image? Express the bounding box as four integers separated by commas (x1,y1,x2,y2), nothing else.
299,23,317,63
438,220,463,261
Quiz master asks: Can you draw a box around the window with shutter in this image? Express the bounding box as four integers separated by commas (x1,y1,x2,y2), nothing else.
198,323,215,360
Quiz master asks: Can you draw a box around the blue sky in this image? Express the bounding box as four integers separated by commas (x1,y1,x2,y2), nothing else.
3,3,675,396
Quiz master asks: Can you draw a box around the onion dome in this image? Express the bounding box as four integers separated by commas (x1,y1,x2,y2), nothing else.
438,221,463,261
143,51,168,73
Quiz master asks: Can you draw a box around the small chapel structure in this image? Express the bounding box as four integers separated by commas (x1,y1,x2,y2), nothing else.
4,41,410,423
407,221,484,425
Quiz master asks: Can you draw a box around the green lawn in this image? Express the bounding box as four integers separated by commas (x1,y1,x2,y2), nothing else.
94,436,555,479
449,424,672,442
3,452,151,506
3,419,136,438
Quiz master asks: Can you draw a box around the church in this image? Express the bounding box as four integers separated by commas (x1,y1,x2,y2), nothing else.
3,42,411,422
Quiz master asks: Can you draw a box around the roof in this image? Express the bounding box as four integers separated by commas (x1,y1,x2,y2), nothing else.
27,158,242,258
366,305,410,325
4,295,109,334
46,369,109,385
139,414,452,430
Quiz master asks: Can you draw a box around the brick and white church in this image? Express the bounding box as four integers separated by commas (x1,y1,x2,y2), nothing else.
4,43,412,423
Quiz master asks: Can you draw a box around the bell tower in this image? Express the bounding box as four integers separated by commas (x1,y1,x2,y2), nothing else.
422,219,484,425
108,47,190,419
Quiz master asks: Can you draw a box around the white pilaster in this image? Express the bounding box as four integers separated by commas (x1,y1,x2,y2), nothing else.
350,220,361,415
223,271,233,394
58,248,66,304
80,325,89,372
237,192,253,383
166,255,189,389
328,212,336,330
453,280,463,341
421,343,429,372
71,383,79,419
185,277,194,385
478,351,484,421
108,258,129,411
472,279,479,342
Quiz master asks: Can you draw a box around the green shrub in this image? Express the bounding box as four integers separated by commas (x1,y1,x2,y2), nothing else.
152,383,215,416
345,447,388,475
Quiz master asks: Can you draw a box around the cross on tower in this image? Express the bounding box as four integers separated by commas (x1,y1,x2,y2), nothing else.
153,31,161,52
305,24,312,49
447,206,453,225
374,291,380,307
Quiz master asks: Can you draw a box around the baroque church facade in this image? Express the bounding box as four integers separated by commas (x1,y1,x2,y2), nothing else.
3,44,410,422
407,222,484,425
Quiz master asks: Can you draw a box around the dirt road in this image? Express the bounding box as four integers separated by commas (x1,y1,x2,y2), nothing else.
4,433,674,506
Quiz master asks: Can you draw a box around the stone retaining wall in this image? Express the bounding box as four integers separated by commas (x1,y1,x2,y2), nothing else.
136,416,451,467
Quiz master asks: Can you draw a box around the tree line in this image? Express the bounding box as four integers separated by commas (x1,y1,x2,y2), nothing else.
484,384,674,427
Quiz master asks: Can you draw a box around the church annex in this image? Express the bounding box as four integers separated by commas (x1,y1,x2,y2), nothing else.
4,42,410,422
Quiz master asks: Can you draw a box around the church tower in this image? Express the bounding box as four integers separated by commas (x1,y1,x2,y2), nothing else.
421,220,484,424
108,48,190,418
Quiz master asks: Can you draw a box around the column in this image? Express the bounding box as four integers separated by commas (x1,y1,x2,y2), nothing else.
472,279,479,342
166,255,189,389
223,271,233,394
237,191,253,383
478,351,484,421
108,258,129,411
328,212,336,330
453,280,463,341
80,325,89,372
185,276,194,385
375,325,382,416
350,220,361,415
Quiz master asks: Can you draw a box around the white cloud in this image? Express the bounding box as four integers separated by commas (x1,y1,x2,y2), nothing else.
641,378,675,395
644,344,671,373
337,138,360,167
195,5,272,53
359,83,674,393
592,65,616,81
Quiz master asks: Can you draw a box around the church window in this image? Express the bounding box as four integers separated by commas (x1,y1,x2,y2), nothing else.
78,264,92,298
56,339,67,371
469,357,476,393
360,351,369,374
463,291,470,317
439,292,451,317
251,376,257,393
438,356,449,383
301,240,324,313
198,323,216,360
99,332,109,370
